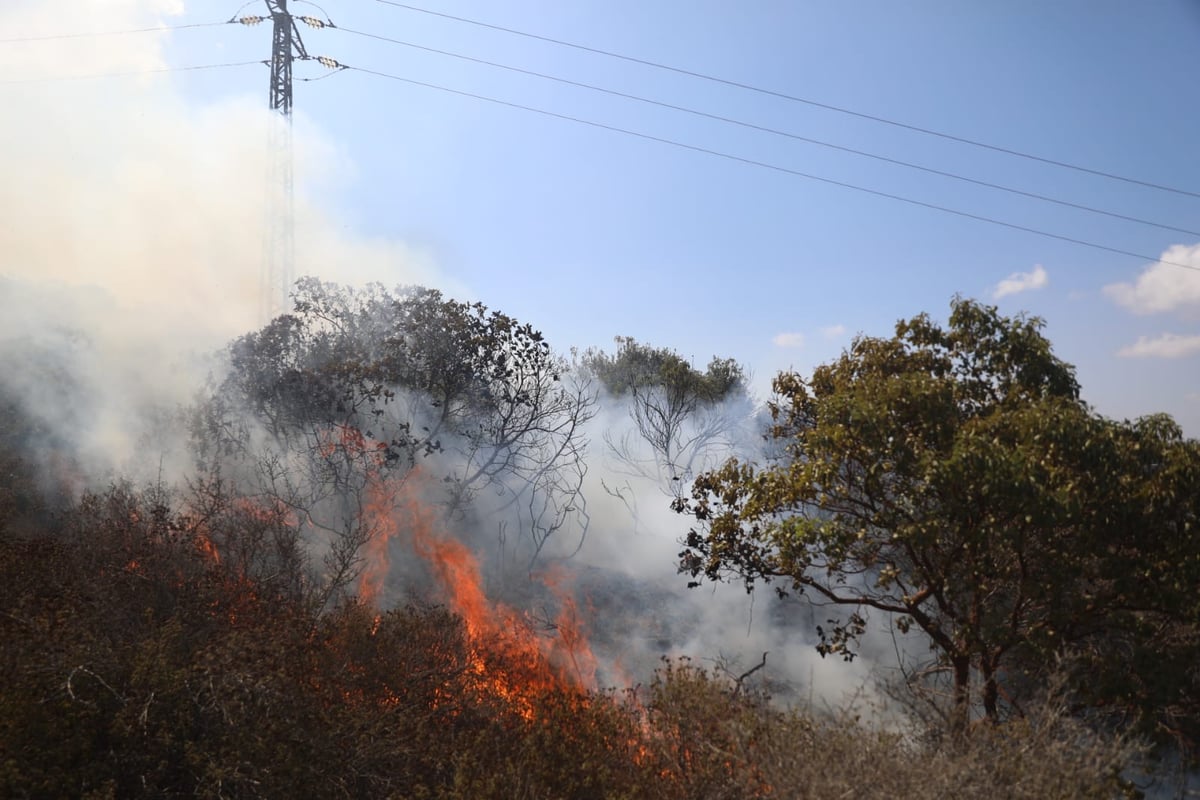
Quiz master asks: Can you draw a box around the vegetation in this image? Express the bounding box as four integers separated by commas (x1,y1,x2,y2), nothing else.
582,337,751,495
195,279,595,578
1,291,1195,797
0,483,1143,798
583,336,746,404
677,298,1200,753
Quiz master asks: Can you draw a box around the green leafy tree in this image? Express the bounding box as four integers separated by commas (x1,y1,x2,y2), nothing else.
676,298,1200,740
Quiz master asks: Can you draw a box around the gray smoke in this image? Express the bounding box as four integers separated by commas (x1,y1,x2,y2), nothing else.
0,0,444,488
0,0,907,711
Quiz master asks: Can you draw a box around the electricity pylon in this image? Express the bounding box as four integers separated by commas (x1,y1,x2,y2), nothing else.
262,0,307,321
237,2,337,320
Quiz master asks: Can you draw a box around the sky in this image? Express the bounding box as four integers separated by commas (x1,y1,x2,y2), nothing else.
2,0,1199,434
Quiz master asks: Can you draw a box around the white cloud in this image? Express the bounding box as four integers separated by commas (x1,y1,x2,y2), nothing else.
1116,333,1200,359
992,264,1048,299
820,324,847,339
772,332,806,348
1103,243,1200,316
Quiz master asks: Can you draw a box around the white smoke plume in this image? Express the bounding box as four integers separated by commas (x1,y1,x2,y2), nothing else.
524,395,910,704
0,0,440,485
0,0,902,712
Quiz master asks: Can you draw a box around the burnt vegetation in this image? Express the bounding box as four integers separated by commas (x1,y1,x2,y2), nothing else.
1,287,1197,798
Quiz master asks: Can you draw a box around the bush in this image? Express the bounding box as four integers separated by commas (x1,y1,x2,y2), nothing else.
0,484,1148,799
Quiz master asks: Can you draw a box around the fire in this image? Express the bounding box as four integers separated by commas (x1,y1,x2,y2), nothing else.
314,419,604,724
349,454,601,723
406,479,599,716
535,564,599,688
231,495,298,528
310,422,398,606
194,530,220,564
413,527,580,713
357,476,400,607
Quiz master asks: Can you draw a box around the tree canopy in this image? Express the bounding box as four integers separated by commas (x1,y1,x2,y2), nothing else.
676,298,1200,748
583,336,745,404
195,279,595,576
581,337,751,495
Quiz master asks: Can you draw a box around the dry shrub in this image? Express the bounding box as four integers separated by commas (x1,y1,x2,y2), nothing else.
626,658,1143,800
0,484,1153,799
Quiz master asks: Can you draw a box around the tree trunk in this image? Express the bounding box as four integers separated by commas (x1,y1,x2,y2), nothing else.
981,655,999,722
951,654,971,738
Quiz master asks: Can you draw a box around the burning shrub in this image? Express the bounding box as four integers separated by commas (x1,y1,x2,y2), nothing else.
0,480,1149,799
194,278,596,592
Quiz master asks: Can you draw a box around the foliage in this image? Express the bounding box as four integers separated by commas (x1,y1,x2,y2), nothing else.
0,478,1147,799
193,279,596,583
1,288,1190,795
583,336,745,404
581,337,751,495
676,297,1200,746
0,483,631,798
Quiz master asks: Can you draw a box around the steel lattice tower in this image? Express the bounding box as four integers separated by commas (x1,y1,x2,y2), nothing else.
262,0,308,321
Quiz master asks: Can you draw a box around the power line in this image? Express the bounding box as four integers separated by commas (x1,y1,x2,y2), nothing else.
0,20,232,45
0,60,264,84
338,26,1200,239
342,64,1200,274
375,0,1200,202
11,10,1189,271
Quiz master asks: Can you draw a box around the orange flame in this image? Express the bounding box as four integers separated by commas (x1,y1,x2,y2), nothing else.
352,459,602,722
536,564,599,688
316,410,605,725
194,531,220,564
357,477,400,607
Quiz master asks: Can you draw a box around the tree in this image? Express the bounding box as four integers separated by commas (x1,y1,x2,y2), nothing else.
676,298,1200,740
193,279,596,584
582,337,751,498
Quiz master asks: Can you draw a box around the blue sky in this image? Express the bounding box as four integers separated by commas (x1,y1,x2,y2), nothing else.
5,0,1199,433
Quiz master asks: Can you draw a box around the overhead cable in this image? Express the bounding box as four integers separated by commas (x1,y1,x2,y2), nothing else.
343,64,1200,274
0,60,264,84
338,26,1199,239
374,0,1200,201
0,20,231,44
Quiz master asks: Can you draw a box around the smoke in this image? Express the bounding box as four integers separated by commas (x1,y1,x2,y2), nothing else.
0,0,903,713
0,0,441,486
526,398,902,705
